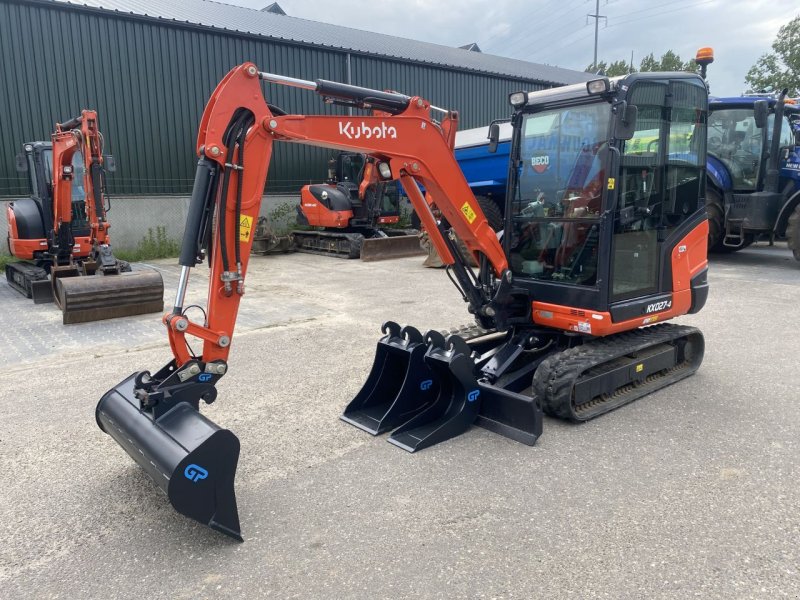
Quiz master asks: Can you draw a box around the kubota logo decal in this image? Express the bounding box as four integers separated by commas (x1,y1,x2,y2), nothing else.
184,464,209,483
467,389,480,402
531,154,550,174
420,379,433,391
338,121,398,140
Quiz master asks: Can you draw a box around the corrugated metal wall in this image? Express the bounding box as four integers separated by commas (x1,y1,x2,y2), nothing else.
0,0,547,197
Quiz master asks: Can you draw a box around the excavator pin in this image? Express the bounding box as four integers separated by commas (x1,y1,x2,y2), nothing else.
96,362,242,541
343,323,543,452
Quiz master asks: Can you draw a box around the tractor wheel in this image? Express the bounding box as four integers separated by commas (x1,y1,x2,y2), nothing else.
787,204,800,261
475,196,504,231
705,189,726,252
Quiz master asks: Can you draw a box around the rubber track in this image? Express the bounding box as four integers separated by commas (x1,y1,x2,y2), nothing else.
293,231,364,259
532,323,703,421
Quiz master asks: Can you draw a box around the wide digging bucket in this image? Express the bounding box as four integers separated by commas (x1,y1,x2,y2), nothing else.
96,372,242,541
54,270,164,324
387,331,482,453
341,321,438,435
359,234,424,262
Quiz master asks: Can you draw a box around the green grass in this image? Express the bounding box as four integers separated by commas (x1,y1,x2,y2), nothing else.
115,226,180,262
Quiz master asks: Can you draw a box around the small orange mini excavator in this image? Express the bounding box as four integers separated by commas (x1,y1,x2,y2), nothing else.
96,64,709,540
294,151,422,260
6,110,163,323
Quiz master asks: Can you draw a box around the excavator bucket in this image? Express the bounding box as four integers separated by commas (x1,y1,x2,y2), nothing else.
53,270,164,324
343,324,544,452
341,322,438,434
96,371,242,541
387,332,482,452
359,233,425,262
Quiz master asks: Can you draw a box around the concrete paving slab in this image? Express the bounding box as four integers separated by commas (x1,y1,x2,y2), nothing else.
0,244,798,599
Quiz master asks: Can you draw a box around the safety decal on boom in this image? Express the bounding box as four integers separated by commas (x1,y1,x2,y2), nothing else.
461,202,477,224
239,215,253,242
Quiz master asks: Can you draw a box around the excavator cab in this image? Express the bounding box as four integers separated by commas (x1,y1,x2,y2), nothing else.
506,73,709,319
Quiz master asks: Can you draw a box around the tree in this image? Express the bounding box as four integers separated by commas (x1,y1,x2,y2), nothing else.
745,15,800,96
589,50,698,76
585,59,634,76
639,51,699,73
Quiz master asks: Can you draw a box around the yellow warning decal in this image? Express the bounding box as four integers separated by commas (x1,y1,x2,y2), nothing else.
461,202,477,224
635,363,644,373
607,177,616,190
239,214,253,242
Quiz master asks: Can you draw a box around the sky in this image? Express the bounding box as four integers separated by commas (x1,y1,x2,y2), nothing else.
221,0,792,97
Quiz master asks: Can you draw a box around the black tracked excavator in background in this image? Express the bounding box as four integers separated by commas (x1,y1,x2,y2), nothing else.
96,63,709,541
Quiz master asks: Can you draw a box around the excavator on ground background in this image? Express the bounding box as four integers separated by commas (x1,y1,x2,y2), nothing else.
294,151,422,260
5,110,164,323
96,63,709,541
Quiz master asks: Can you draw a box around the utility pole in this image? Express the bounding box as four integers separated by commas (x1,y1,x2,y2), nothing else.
587,0,607,71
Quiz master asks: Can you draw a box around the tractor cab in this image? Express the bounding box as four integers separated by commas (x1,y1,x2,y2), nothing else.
503,71,709,322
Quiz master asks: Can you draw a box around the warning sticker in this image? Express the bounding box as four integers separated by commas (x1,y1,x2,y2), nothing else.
461,202,477,224
607,177,616,190
239,215,253,242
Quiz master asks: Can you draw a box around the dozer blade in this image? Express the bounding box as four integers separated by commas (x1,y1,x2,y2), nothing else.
341,322,439,435
359,234,424,262
96,372,242,541
387,331,481,453
54,270,164,324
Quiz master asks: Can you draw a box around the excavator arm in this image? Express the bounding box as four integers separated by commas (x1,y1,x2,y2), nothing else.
96,63,527,541
167,63,510,367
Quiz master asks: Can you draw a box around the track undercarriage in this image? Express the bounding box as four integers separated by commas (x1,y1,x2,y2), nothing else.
342,321,704,451
293,228,423,261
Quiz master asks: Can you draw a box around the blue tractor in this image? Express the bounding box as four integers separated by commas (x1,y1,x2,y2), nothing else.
705,92,800,259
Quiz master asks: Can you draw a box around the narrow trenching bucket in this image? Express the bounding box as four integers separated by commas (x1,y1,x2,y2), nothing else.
96,372,242,541
341,321,439,435
54,270,164,324
387,331,482,453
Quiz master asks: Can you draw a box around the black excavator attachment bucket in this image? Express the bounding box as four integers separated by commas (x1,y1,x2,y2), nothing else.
96,366,242,541
343,322,543,452
341,322,439,434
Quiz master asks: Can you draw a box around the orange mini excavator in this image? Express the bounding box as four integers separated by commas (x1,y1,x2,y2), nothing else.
96,64,709,540
6,110,163,323
294,151,422,260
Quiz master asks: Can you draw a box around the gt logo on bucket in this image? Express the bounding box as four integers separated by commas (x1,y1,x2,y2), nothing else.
184,464,209,483
338,121,398,140
467,389,480,402
198,373,213,382
420,379,433,391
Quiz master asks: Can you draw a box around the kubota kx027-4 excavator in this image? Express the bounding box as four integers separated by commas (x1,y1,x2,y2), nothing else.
96,64,709,541
6,110,164,323
295,151,422,260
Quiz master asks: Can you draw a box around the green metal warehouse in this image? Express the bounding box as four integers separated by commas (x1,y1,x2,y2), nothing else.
0,0,589,197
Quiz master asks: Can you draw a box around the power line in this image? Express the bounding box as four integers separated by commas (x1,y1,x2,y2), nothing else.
481,0,584,53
